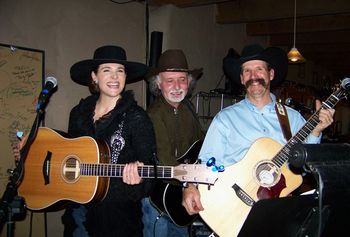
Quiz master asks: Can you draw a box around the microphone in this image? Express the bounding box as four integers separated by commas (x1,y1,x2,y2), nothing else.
37,76,57,111
285,97,314,113
341,77,350,95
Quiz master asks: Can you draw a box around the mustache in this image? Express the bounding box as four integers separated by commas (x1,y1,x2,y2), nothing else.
169,89,185,94
244,78,267,88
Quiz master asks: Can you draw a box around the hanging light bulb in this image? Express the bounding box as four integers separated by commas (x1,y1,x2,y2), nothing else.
288,0,306,63
288,47,305,62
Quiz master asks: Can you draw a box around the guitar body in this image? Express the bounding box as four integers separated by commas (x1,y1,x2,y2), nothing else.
18,127,110,210
150,182,197,227
198,137,303,237
149,139,203,226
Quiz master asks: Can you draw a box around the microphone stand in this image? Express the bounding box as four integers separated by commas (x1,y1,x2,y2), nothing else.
0,93,50,237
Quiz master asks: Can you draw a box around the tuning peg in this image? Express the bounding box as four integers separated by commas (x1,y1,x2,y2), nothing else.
206,157,216,167
207,184,211,190
216,165,225,172
206,157,225,172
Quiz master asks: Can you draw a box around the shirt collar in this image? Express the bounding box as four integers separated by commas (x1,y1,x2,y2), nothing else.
243,93,277,112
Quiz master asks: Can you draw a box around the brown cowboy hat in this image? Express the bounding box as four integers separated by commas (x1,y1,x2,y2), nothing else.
223,44,288,87
148,49,203,80
70,45,148,85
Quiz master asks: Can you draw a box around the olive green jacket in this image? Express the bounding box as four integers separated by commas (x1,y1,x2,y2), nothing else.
147,96,204,166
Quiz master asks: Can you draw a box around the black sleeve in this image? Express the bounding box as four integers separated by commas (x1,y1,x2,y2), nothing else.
68,101,91,138
114,107,157,201
67,105,81,138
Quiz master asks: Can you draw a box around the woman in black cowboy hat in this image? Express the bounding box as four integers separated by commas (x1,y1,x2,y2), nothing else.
62,45,156,237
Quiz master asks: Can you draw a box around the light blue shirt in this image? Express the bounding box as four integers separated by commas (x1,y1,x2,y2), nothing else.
199,94,321,167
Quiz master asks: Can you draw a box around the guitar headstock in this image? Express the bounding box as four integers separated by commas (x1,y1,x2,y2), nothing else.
173,164,218,185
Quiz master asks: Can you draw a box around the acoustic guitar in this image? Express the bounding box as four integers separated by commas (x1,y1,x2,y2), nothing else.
17,127,218,210
197,79,349,237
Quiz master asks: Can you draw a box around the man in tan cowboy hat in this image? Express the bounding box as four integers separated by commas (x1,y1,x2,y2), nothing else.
142,49,204,237
182,44,335,236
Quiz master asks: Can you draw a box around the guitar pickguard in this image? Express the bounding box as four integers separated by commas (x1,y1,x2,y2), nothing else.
257,174,286,199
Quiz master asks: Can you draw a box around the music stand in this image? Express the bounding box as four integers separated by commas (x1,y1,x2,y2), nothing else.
238,194,329,237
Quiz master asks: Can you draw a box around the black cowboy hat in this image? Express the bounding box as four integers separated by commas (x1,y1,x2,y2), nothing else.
223,44,288,87
70,45,148,85
147,49,203,80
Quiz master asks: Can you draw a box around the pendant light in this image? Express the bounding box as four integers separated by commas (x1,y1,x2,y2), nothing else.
287,0,306,63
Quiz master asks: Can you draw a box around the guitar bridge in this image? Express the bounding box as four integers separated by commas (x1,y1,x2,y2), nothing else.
232,184,255,207
42,151,52,185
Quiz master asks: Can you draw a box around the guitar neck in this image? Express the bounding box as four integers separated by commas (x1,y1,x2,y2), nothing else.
74,139,217,185
80,163,174,179
273,85,346,167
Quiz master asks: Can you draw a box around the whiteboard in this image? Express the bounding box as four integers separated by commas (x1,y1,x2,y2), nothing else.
0,43,44,191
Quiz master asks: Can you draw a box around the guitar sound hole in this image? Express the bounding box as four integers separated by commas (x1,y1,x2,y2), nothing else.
62,157,80,183
254,161,280,187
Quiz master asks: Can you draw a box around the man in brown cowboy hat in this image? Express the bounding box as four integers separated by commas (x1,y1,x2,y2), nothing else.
182,44,335,236
142,49,204,237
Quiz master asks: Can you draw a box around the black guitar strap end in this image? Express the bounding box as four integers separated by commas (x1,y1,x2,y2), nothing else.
152,151,158,179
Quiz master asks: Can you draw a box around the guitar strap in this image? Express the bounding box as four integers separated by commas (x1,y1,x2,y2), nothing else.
153,151,158,180
183,99,204,132
275,101,292,141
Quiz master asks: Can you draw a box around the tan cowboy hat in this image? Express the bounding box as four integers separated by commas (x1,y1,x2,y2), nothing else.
70,45,148,85
148,49,203,80
223,44,288,87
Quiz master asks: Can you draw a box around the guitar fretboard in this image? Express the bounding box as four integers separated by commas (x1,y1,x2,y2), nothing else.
272,84,347,167
80,164,174,178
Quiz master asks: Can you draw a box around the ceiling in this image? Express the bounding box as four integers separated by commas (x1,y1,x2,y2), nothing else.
148,0,350,82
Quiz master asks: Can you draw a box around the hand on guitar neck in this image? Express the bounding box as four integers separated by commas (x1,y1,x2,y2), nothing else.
311,100,335,137
122,161,144,185
12,131,28,162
